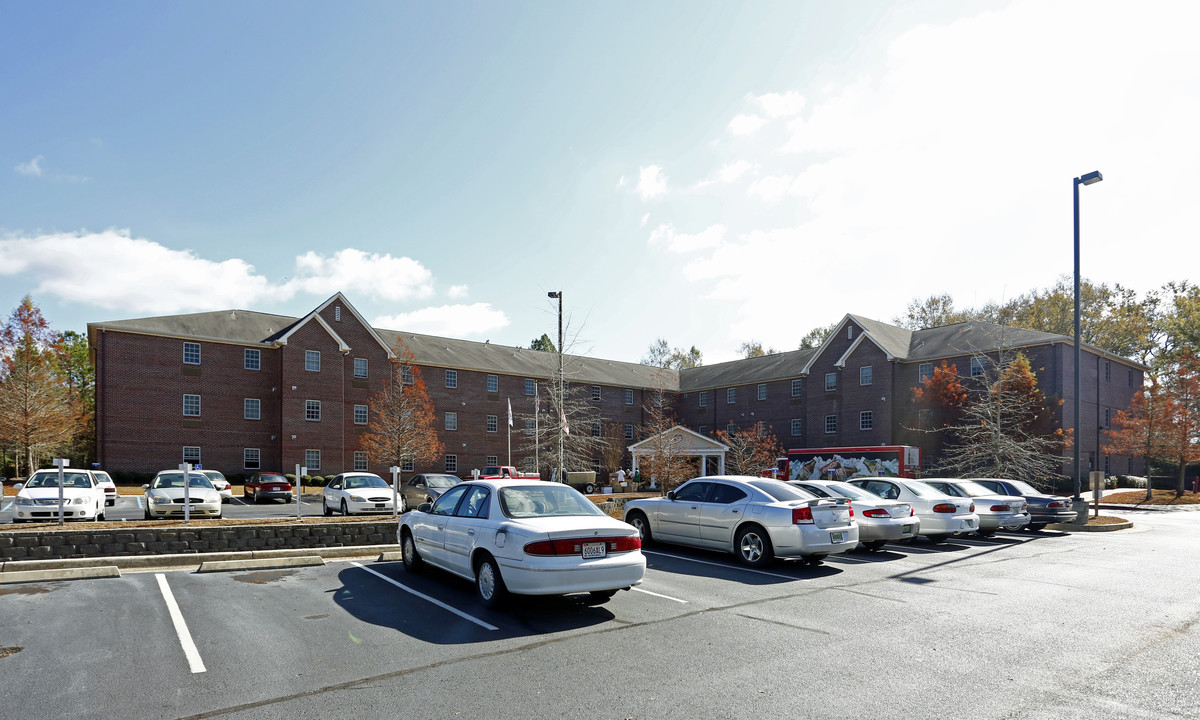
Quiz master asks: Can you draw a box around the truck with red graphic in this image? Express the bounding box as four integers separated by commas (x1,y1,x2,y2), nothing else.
762,446,921,482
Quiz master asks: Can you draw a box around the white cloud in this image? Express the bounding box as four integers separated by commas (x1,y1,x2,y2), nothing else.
0,230,446,316
638,0,1200,356
728,114,766,136
648,223,726,253
447,284,469,299
15,156,45,177
373,303,509,338
283,249,434,302
635,165,668,199
0,229,272,313
640,213,650,228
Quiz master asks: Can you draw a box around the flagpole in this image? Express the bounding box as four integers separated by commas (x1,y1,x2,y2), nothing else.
506,397,512,466
535,392,540,479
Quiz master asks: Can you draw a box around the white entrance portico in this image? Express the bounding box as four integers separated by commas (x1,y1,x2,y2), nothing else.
627,425,730,480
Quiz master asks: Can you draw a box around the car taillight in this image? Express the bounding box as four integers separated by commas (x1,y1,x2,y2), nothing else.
792,506,814,524
849,502,854,518
862,508,891,518
969,503,975,512
523,536,641,556
1048,501,1065,508
932,503,957,514
989,504,1010,512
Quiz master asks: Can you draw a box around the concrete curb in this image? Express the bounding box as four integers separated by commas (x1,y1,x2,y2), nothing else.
0,544,400,574
1046,521,1134,532
197,555,325,573
0,566,121,584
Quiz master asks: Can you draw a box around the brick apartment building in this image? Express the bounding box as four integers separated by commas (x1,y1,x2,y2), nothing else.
88,293,1145,480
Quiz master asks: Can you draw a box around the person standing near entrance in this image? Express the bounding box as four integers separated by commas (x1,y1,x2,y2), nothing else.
616,468,627,488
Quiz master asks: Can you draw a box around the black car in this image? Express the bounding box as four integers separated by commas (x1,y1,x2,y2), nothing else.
971,478,1075,529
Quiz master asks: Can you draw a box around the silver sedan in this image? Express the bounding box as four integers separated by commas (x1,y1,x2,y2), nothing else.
623,476,858,567
790,479,920,550
921,479,1030,536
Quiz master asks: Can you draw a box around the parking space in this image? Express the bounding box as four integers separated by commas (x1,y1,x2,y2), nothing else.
2,518,1195,719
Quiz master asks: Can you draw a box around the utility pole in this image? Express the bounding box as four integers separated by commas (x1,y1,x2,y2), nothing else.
548,291,564,482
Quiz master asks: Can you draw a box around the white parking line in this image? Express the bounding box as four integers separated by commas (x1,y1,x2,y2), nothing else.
631,587,688,603
349,561,499,631
1,501,12,512
643,549,806,581
155,573,207,673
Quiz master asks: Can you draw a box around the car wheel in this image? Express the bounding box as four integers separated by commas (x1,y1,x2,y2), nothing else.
926,533,950,544
341,499,350,516
804,555,826,565
977,528,997,538
475,554,507,609
864,540,887,552
589,589,618,600
1027,523,1045,532
734,525,774,567
322,497,333,517
584,482,596,494
401,530,423,571
627,511,652,544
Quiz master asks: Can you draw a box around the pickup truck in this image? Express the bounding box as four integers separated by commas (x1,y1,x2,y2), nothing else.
476,466,541,480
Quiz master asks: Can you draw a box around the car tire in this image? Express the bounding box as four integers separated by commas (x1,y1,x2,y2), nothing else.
804,555,826,566
864,540,887,552
734,525,774,567
977,528,997,538
322,497,333,517
401,530,423,572
589,589,618,601
926,533,950,544
626,511,652,544
475,554,507,609
1027,523,1045,532
584,482,596,494
341,499,350,516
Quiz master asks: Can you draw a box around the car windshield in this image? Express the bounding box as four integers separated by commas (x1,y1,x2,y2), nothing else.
951,480,995,497
426,475,460,489
499,485,604,518
345,475,388,489
153,473,214,489
749,480,816,502
902,480,945,498
26,471,92,488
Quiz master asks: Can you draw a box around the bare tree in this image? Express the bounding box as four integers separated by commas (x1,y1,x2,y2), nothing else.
360,340,444,473
635,374,696,494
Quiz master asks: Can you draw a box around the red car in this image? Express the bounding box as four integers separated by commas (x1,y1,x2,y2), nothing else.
243,472,294,503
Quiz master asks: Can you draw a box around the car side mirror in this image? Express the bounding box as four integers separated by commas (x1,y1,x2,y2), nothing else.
667,491,676,501
417,503,432,513
13,483,23,491
141,484,150,489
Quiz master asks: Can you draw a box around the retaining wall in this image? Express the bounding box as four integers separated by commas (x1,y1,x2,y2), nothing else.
0,521,395,561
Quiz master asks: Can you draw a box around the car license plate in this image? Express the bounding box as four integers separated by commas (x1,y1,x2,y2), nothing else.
902,524,914,533
830,532,844,543
581,542,607,559
375,503,385,508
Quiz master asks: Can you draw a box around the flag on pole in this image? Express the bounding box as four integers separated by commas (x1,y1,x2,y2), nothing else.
507,398,513,427
560,409,570,435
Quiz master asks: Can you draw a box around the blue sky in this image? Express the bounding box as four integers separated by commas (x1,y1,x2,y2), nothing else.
3,1,1198,363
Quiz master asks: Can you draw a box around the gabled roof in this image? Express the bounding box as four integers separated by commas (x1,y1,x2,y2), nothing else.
274,311,350,353
275,293,395,359
627,425,730,453
679,348,815,391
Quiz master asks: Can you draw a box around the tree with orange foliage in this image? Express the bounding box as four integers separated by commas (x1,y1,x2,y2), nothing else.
714,424,783,477
1106,352,1200,496
0,295,76,475
359,339,444,474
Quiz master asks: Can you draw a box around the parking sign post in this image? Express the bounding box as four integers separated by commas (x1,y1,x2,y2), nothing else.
53,458,69,526
296,465,307,521
178,462,192,524
390,466,401,518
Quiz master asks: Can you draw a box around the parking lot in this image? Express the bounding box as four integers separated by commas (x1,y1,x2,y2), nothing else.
3,508,1199,720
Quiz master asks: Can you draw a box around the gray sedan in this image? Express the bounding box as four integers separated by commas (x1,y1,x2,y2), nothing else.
400,473,462,511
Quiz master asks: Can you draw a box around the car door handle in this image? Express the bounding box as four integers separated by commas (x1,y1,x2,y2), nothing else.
468,529,475,536
731,510,739,514
437,525,444,531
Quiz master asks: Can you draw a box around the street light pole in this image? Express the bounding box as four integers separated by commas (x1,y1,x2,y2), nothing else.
548,291,563,482
1073,170,1103,512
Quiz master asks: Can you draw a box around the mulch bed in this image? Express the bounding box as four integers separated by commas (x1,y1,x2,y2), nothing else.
1103,490,1200,506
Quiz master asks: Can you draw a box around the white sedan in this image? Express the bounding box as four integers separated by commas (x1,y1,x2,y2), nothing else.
92,470,119,507
323,472,397,516
12,468,107,523
921,479,1030,536
790,479,920,550
398,479,645,607
200,470,233,503
142,471,223,519
850,478,979,543
623,475,858,567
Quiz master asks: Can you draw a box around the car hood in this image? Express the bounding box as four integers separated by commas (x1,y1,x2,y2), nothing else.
18,487,97,500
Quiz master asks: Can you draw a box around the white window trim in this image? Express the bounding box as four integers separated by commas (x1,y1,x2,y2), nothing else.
244,448,261,470
183,342,201,365
305,350,321,372
183,394,201,417
244,398,260,421
306,400,321,422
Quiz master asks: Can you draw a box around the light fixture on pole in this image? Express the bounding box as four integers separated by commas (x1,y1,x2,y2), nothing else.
548,291,564,482
1073,170,1103,511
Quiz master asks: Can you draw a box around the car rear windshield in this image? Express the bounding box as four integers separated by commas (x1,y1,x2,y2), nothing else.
825,483,878,501
202,471,226,482
499,485,604,518
1006,479,1040,494
749,480,816,502
427,475,460,489
902,480,944,498
952,480,995,497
